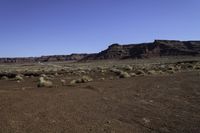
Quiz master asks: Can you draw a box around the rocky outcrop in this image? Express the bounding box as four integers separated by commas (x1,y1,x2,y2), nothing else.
0,54,88,63
1,40,200,63
37,54,88,62
82,40,200,60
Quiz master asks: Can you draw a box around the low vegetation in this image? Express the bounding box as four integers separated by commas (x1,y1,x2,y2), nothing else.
37,77,53,87
61,79,66,86
135,70,145,76
0,59,199,87
70,76,93,84
119,71,130,78
1,76,8,80
15,74,24,81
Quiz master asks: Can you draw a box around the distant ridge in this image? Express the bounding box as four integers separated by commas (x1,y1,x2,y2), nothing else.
0,40,200,63
0,54,89,63
82,40,200,60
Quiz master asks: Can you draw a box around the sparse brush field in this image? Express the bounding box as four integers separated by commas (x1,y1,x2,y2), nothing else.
0,57,200,133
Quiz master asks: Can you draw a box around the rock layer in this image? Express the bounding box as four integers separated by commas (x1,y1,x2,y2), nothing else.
83,40,200,60
1,40,200,63
0,54,88,63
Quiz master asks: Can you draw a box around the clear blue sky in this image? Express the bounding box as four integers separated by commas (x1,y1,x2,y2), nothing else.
0,0,200,57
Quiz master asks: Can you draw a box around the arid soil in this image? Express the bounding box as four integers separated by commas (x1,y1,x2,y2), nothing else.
0,59,200,133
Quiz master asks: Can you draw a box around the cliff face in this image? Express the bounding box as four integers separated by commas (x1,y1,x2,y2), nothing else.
83,40,200,60
1,40,200,63
0,54,88,63
153,40,200,56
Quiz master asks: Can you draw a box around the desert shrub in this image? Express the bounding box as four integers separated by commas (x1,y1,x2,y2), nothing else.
48,75,55,78
98,68,107,73
97,66,104,70
130,73,136,77
70,76,93,84
15,74,23,81
24,72,40,77
61,79,66,86
110,68,130,78
79,70,86,74
1,76,8,80
122,65,133,71
119,71,130,78
41,74,47,77
168,66,174,70
175,65,182,71
167,69,175,74
141,66,148,72
180,63,193,70
165,65,177,74
70,79,77,85
158,70,165,74
100,70,106,75
159,64,167,70
110,68,121,74
37,77,53,87
99,77,105,81
40,74,54,80
135,70,145,76
185,64,194,69
109,76,114,80
54,73,59,76
193,65,200,70
81,76,93,83
147,70,157,75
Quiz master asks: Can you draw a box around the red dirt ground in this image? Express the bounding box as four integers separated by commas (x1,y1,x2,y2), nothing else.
0,71,200,133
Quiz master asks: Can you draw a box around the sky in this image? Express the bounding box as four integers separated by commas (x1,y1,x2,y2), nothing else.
0,0,200,57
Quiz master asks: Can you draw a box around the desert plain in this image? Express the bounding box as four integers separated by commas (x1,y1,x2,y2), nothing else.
0,57,200,133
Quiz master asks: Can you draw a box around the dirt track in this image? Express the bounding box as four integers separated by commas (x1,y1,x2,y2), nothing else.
0,71,200,133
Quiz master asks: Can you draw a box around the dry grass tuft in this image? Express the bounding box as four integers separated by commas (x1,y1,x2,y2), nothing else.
15,74,24,81
70,76,93,84
38,77,53,87
119,71,130,78
135,70,145,76
61,79,66,86
1,76,8,80
147,70,157,75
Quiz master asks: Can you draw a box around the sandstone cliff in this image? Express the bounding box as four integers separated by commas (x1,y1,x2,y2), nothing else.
82,40,200,60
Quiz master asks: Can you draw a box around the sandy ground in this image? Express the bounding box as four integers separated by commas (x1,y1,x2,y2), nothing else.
0,71,200,133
